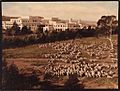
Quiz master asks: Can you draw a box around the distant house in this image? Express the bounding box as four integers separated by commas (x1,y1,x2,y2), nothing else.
2,16,23,30
22,18,29,28
2,15,86,33
27,16,44,33
47,18,68,32
53,21,68,32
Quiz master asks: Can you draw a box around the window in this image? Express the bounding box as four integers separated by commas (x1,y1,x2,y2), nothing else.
33,20,37,22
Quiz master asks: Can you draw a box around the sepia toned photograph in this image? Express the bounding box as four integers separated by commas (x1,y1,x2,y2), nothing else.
2,1,118,90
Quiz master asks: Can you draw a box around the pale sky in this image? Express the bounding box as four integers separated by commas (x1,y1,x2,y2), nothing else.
2,1,118,21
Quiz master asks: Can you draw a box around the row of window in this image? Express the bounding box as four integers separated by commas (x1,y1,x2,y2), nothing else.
4,24,13,25
27,20,42,22
11,20,21,23
33,20,37,22
23,20,29,23
54,25,66,27
69,25,80,27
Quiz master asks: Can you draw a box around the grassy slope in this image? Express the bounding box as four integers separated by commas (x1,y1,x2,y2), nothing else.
3,44,56,58
3,35,117,58
3,35,118,89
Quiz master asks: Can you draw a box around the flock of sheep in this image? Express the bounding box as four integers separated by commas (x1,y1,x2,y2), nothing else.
38,38,117,79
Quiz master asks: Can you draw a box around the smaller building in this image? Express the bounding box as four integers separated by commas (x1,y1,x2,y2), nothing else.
28,16,44,33
2,16,23,30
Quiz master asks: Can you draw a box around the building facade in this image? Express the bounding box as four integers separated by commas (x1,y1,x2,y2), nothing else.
2,16,85,33
2,16,23,30
28,16,44,32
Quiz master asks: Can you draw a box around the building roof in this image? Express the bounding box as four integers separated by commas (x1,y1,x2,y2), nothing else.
2,16,11,21
2,16,20,21
10,17,20,19
29,16,44,19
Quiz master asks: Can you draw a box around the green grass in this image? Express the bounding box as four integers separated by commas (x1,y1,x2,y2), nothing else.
3,35,117,58
3,44,56,58
76,35,117,43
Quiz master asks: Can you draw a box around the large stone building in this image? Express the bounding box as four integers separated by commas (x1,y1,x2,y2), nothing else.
22,18,29,27
21,16,45,33
2,16,23,30
2,16,85,33
28,16,44,32
49,19,68,32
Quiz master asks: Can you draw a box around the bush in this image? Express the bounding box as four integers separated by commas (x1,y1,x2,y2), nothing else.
64,73,84,90
3,27,117,49
2,59,40,90
3,34,40,48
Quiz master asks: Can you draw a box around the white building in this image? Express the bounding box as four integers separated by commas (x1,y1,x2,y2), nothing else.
49,19,68,31
2,16,84,33
10,17,23,29
53,22,68,31
2,16,23,30
43,25,54,33
2,21,11,29
22,18,29,28
28,16,44,32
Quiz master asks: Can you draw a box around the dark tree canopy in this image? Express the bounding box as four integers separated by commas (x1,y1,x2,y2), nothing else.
10,21,20,36
21,26,33,35
36,25,44,34
96,15,118,38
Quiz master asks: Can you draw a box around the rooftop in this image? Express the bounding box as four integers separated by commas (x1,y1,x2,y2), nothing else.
2,16,20,21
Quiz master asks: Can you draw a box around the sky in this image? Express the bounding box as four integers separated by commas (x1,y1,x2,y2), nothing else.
2,1,118,21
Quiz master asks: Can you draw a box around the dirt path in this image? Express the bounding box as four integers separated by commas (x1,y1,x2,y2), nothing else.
83,78,118,89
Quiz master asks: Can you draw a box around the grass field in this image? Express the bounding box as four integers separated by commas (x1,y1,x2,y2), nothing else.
3,35,118,89
3,35,117,58
3,44,57,58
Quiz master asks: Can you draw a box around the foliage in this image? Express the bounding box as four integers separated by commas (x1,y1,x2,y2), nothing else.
21,26,33,35
10,21,21,36
96,15,118,38
36,25,44,34
2,59,40,89
64,73,84,90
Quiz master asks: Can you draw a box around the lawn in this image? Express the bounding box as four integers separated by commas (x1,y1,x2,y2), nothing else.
2,35,118,89
3,35,117,58
3,44,57,58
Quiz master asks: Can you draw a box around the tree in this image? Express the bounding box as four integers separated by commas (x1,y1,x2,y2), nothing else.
96,15,118,50
5,28,12,36
36,25,44,34
64,73,84,90
10,21,20,36
21,26,32,35
96,15,118,38
2,61,19,89
21,26,28,34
